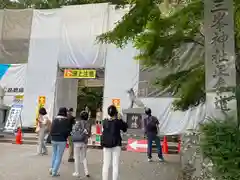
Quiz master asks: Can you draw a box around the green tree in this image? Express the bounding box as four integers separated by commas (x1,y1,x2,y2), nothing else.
0,0,126,9
98,0,240,111
77,86,103,117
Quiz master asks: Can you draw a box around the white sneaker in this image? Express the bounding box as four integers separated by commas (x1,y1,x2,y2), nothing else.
148,158,152,162
158,158,164,162
72,172,80,177
49,169,60,176
51,172,60,177
49,168,52,175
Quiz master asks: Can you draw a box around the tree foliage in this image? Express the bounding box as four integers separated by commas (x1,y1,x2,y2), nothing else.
98,0,240,111
200,116,240,180
0,0,126,9
77,87,103,117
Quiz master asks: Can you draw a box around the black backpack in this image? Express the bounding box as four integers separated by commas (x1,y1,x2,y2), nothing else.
101,119,118,148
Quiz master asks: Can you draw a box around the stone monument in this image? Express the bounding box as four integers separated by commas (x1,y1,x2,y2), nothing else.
122,88,147,137
180,1,236,179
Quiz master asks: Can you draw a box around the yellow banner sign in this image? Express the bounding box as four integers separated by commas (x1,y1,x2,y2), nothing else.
64,69,96,79
38,96,46,105
35,96,46,127
112,98,120,107
112,98,121,119
15,95,24,100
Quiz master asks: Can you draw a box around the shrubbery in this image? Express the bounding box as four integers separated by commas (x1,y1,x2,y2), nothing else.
200,116,240,180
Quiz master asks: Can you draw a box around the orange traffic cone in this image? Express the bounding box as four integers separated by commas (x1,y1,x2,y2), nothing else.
15,128,22,145
162,136,168,154
177,136,181,153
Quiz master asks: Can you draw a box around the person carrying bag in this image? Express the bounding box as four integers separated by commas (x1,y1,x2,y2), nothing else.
71,111,91,178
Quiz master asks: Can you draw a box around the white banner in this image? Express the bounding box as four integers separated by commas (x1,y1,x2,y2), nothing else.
204,0,236,118
4,98,23,133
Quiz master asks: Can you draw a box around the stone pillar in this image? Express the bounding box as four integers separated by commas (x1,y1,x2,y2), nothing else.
180,1,236,180
205,0,237,118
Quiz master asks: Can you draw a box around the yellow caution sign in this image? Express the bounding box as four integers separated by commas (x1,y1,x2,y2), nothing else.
112,98,121,119
35,96,46,127
64,69,96,79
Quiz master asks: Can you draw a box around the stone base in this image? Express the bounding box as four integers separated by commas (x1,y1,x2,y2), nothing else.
122,108,146,137
122,107,145,114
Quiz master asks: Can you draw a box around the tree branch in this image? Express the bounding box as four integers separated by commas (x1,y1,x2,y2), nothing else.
183,39,204,47
199,31,205,39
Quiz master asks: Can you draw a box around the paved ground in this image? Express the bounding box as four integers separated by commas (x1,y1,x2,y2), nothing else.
0,143,180,180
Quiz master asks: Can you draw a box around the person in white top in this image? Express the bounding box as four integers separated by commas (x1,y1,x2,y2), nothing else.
36,107,50,155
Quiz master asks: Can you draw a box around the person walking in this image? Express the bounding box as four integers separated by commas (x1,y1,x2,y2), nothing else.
49,107,70,177
101,105,128,180
143,108,164,162
67,108,76,162
36,107,50,155
71,111,91,178
84,105,91,121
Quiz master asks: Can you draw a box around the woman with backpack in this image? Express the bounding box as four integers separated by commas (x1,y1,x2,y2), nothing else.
71,111,91,178
101,105,128,180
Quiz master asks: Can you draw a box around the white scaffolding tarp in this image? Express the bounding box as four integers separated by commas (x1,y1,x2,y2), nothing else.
141,98,206,135
22,10,60,127
58,4,109,68
0,9,33,64
0,64,26,106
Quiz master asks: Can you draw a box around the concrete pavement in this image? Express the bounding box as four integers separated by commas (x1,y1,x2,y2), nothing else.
0,143,180,180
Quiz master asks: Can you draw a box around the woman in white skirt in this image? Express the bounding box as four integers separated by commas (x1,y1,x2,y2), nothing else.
101,105,128,180
71,111,91,178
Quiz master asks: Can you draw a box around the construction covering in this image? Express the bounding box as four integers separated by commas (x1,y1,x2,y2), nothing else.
0,4,206,135
0,64,26,105
0,9,32,64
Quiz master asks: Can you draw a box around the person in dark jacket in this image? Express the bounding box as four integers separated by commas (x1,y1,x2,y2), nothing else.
101,105,128,180
143,108,164,162
67,108,76,162
71,111,91,178
49,107,70,177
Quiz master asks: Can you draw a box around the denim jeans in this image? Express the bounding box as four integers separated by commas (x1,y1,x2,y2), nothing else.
51,141,66,175
147,135,163,159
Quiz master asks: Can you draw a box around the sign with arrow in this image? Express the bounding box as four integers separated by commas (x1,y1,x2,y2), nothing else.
127,138,148,153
